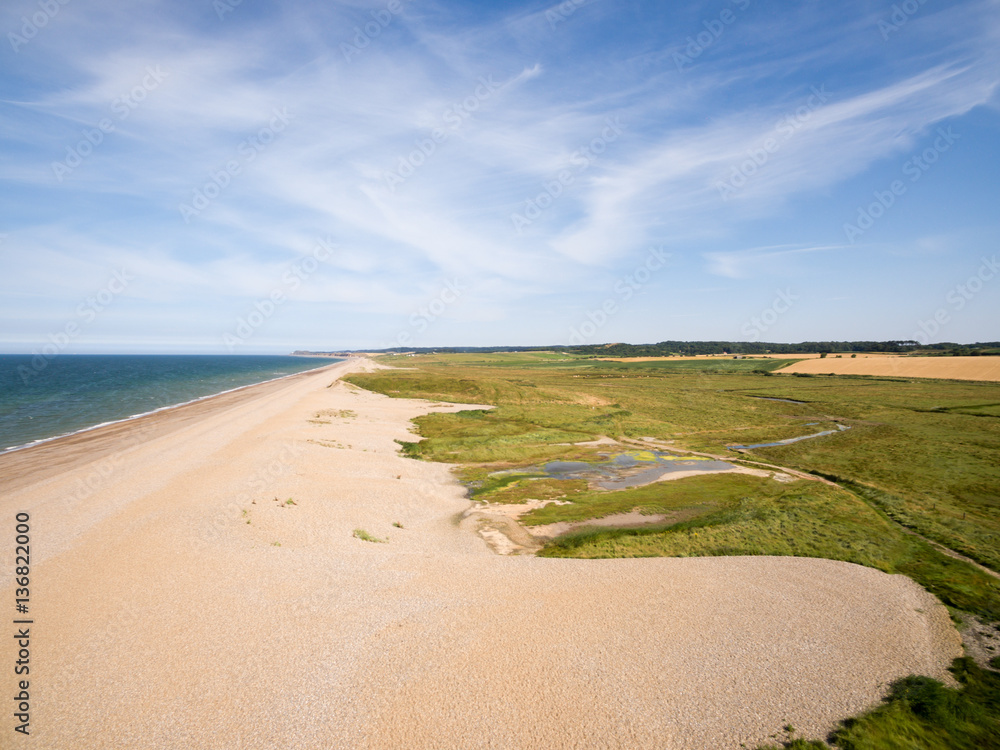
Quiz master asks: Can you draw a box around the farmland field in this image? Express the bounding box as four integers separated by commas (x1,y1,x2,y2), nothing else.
776,354,1000,381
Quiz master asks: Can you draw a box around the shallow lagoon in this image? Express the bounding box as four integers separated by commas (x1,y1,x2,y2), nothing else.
543,451,737,490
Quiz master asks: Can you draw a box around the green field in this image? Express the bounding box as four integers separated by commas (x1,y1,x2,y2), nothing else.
346,351,1000,746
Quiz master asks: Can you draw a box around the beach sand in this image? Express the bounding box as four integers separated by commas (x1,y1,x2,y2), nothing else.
0,358,962,749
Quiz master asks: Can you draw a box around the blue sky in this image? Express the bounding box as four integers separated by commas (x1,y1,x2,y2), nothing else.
1,0,998,353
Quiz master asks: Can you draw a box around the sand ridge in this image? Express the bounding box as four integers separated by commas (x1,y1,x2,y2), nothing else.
0,359,963,749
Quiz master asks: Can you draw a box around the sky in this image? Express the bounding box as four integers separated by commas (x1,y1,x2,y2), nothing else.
0,0,998,354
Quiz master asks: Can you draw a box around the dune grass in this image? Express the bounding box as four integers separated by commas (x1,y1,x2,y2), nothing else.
352,528,386,543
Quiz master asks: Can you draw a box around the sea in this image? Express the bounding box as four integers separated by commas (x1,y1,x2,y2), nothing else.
0,354,340,453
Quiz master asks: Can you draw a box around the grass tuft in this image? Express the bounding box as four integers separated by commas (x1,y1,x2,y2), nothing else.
353,528,386,543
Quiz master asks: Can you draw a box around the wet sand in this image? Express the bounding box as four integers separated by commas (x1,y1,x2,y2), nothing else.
0,358,962,749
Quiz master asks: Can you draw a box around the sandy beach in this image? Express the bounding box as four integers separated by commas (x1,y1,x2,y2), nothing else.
0,358,963,749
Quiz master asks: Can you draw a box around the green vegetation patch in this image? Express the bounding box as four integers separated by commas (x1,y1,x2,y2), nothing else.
388,406,620,465
758,658,1000,749
472,476,589,504
523,471,761,526
455,461,592,502
540,476,894,564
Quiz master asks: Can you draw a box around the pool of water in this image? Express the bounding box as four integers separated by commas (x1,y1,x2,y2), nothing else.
544,460,598,474
729,423,850,450
598,458,736,490
542,451,736,490
749,395,808,404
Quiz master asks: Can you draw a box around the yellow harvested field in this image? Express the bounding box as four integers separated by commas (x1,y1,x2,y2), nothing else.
777,356,1000,382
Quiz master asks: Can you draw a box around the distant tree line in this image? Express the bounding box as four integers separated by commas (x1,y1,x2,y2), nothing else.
300,341,1000,357
567,340,1000,356
569,340,922,356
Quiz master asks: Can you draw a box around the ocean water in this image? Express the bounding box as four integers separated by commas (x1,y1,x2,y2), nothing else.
0,355,339,452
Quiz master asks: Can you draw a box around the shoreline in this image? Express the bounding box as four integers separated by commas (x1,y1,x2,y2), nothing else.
0,360,345,496
1,359,342,456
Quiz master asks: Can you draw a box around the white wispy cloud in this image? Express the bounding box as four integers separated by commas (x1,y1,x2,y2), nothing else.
1,0,998,350
704,245,848,279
